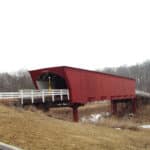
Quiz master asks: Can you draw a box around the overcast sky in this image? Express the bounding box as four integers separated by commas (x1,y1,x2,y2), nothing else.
0,0,150,72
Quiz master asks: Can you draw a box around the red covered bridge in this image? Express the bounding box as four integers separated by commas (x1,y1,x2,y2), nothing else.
29,66,136,121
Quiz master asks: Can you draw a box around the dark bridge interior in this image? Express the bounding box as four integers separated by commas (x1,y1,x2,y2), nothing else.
37,72,67,89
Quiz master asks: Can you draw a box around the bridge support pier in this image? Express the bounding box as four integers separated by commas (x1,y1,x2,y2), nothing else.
111,99,137,115
111,100,117,114
72,105,79,122
132,98,136,113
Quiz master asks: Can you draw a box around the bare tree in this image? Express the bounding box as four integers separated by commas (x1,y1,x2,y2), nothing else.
103,60,150,92
0,70,34,92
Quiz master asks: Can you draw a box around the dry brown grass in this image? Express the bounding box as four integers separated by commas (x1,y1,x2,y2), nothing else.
47,101,110,121
44,101,150,132
96,117,139,131
93,104,150,132
0,99,19,106
133,105,150,123
0,104,150,150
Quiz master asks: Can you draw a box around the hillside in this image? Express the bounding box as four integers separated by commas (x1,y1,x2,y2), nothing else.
0,105,149,150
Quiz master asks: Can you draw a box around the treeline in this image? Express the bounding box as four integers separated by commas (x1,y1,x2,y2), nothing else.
103,60,150,92
0,70,34,92
0,60,150,92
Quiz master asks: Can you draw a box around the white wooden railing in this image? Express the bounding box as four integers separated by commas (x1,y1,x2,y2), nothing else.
0,89,70,105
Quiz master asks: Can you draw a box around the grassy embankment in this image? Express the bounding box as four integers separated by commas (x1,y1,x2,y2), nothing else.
0,104,150,150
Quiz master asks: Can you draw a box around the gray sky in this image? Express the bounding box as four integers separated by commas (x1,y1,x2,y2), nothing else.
0,0,150,72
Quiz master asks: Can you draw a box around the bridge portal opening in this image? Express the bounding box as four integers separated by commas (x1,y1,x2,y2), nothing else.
36,72,67,89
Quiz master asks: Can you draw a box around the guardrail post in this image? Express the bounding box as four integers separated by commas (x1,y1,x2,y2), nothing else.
67,90,69,100
50,90,55,102
31,90,34,104
20,90,24,105
60,89,63,101
42,90,45,103
52,92,54,102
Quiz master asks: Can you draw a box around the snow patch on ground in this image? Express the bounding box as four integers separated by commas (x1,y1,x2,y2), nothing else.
81,112,110,123
140,125,150,129
89,114,103,122
115,128,121,130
